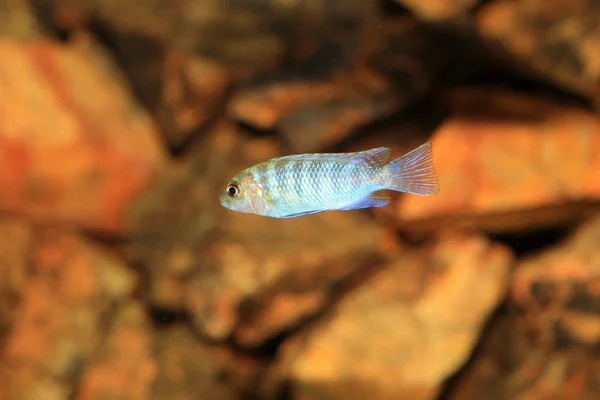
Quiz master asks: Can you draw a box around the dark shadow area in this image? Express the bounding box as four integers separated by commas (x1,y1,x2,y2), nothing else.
489,223,574,258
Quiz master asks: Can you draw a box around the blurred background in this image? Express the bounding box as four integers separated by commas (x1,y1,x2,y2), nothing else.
1,0,600,399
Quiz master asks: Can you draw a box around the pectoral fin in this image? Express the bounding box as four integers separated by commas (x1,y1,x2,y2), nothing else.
338,194,389,210
277,209,328,218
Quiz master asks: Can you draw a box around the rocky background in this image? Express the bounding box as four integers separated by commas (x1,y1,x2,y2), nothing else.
1,0,600,399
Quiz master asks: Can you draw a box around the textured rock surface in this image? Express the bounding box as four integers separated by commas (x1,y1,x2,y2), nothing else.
476,0,600,99
77,303,157,400
444,216,600,400
381,89,600,233
228,67,400,153
0,0,45,39
0,218,30,339
0,39,165,233
445,313,600,400
0,230,136,399
152,326,260,400
129,121,394,347
511,215,600,348
395,0,479,20
280,233,513,400
3,0,600,399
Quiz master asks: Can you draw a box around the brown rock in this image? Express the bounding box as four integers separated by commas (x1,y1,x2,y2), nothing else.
476,0,600,99
445,313,600,400
0,230,136,399
158,52,231,150
40,0,379,149
447,214,600,400
0,218,30,339
227,15,490,154
128,121,395,347
77,303,157,400
511,214,600,349
394,0,479,21
152,325,261,400
0,39,166,233
228,70,400,153
381,89,600,233
0,0,46,39
280,232,513,400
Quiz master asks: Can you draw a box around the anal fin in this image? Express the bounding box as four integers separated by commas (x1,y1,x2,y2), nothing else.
339,193,389,210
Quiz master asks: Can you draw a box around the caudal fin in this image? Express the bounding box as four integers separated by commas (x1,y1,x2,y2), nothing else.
385,142,439,195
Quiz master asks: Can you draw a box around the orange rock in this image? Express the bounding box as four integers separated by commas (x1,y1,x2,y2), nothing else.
394,0,479,20
445,314,600,400
0,218,30,337
282,232,513,400
128,121,395,347
476,0,600,99
228,72,399,153
0,39,166,233
383,90,600,232
0,230,136,398
0,0,44,39
153,326,260,400
77,303,157,400
511,215,600,349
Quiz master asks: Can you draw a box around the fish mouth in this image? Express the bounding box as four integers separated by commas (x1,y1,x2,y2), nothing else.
219,196,227,207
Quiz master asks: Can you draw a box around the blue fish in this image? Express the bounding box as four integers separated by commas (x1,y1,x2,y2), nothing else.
220,142,439,218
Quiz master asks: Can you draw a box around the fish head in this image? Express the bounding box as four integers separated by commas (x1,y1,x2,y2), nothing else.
220,170,263,215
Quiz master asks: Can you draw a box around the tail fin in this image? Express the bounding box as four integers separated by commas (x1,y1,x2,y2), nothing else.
384,142,439,195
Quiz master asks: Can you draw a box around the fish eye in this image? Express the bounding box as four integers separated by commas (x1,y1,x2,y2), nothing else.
226,183,239,197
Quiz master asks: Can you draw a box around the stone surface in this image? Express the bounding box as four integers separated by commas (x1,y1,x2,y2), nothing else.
0,230,136,399
395,0,479,21
157,52,231,150
128,121,395,347
446,214,600,400
152,326,260,400
0,218,30,339
77,303,157,400
0,39,166,233
36,0,380,150
281,232,513,400
0,0,46,39
228,67,400,153
445,313,600,400
380,89,600,233
511,215,600,349
476,0,600,100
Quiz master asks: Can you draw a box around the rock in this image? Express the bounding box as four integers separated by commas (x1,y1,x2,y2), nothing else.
128,120,395,347
0,218,30,339
0,0,46,39
228,68,400,153
511,214,600,349
0,229,137,399
448,214,600,400
380,89,600,234
77,302,157,400
0,39,166,233
228,15,493,153
280,232,513,400
152,325,261,400
476,0,600,100
158,52,232,151
394,0,479,21
445,313,600,400
37,0,379,150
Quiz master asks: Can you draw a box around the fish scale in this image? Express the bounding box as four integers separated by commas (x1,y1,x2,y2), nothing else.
220,143,440,218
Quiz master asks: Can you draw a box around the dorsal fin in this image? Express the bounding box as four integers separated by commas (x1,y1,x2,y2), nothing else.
268,147,390,168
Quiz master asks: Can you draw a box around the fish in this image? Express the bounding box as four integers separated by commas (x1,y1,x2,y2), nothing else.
219,142,439,218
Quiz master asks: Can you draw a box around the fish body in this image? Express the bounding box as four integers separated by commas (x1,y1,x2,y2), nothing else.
219,142,439,218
